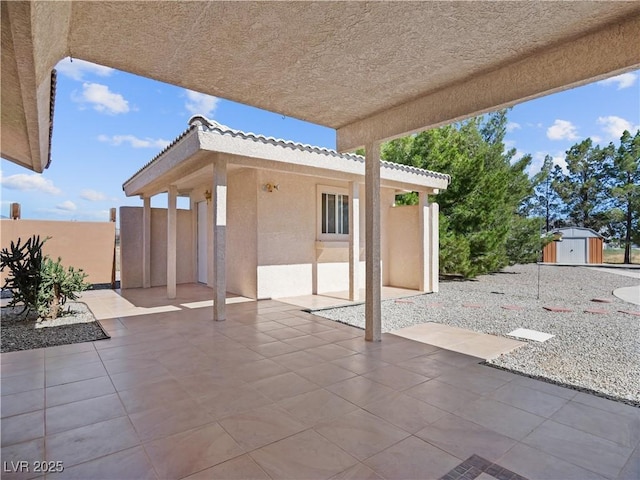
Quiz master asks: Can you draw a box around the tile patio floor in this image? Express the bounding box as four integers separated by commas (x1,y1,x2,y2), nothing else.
1,285,638,480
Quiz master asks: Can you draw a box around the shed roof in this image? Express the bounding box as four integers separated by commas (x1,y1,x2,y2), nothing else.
551,227,604,239
123,116,450,198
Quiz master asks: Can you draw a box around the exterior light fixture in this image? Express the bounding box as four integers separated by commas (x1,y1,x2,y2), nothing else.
204,190,212,203
264,183,279,192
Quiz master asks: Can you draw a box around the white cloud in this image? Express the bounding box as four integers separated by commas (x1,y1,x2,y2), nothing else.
73,83,129,114
0,172,61,195
598,72,638,90
98,134,170,149
56,200,77,212
185,89,219,117
80,189,107,202
597,116,640,140
55,58,115,81
506,122,521,133
591,135,602,144
547,119,579,141
529,151,567,176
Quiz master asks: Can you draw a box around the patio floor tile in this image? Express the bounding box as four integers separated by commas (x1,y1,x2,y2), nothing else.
0,410,44,447
46,446,157,480
45,393,125,435
415,413,517,462
44,375,115,407
364,435,460,479
2,291,637,479
1,371,44,396
184,454,270,480
128,397,216,442
329,462,384,479
296,362,357,386
456,397,545,440
277,388,359,426
326,376,396,408
218,404,306,450
44,361,107,388
404,379,481,413
522,419,634,478
143,422,244,479
362,364,430,391
45,416,139,469
363,392,448,433
0,438,45,480
314,409,409,461
498,443,608,480
249,371,319,402
250,429,359,479
551,401,640,448
488,382,570,417
1,389,44,418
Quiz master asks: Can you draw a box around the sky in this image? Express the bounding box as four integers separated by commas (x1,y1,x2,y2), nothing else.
1,57,639,223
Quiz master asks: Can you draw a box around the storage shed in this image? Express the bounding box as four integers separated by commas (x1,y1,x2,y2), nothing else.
542,227,603,264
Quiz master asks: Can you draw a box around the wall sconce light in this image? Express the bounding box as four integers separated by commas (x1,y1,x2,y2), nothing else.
264,183,280,193
204,190,212,203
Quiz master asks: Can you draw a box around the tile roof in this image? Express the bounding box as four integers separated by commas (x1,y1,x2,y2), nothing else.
124,116,451,186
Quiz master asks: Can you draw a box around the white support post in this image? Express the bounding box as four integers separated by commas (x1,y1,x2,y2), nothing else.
167,186,178,299
364,142,381,342
142,196,151,288
348,181,360,301
418,192,430,292
430,202,439,293
212,159,227,321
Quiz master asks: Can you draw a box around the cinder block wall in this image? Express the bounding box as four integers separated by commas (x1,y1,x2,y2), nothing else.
0,219,116,285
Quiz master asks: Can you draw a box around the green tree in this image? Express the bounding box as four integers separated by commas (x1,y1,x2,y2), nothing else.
606,130,640,263
553,139,613,231
526,155,565,231
382,110,534,277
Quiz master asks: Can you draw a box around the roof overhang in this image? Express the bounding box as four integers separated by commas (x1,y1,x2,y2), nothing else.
122,118,450,198
3,1,640,171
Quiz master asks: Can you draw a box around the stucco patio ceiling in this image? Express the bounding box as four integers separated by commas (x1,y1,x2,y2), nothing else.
2,1,640,172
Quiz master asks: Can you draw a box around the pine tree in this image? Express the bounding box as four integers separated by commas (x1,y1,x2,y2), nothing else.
382,110,534,277
528,155,565,231
553,139,612,231
606,130,640,263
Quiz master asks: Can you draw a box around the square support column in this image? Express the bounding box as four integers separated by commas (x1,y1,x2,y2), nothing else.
418,192,430,292
212,159,227,321
142,196,151,288
348,181,360,301
167,185,177,299
430,202,439,293
364,142,381,342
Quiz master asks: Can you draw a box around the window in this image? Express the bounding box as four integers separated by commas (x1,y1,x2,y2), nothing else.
317,186,349,240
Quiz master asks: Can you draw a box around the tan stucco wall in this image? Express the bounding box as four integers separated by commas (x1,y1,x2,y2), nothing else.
119,206,193,289
226,169,258,298
0,219,115,285
387,205,421,289
253,170,397,299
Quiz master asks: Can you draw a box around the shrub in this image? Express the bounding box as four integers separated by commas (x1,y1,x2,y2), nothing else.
0,235,90,319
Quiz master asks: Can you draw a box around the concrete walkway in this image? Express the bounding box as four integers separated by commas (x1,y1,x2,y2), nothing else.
591,267,640,306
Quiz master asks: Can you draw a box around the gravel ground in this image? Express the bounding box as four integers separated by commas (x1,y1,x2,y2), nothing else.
314,264,640,405
1,302,109,353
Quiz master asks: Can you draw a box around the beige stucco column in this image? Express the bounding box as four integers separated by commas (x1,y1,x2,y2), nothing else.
430,202,440,293
212,159,227,321
348,181,360,301
142,196,152,288
365,142,382,342
418,192,430,292
167,185,177,299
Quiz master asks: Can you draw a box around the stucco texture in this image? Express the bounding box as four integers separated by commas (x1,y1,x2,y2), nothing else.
0,219,115,285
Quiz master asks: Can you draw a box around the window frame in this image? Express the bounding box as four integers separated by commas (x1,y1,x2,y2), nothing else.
316,185,350,241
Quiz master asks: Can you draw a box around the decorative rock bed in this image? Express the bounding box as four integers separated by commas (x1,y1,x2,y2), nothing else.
1,301,109,353
314,264,640,405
